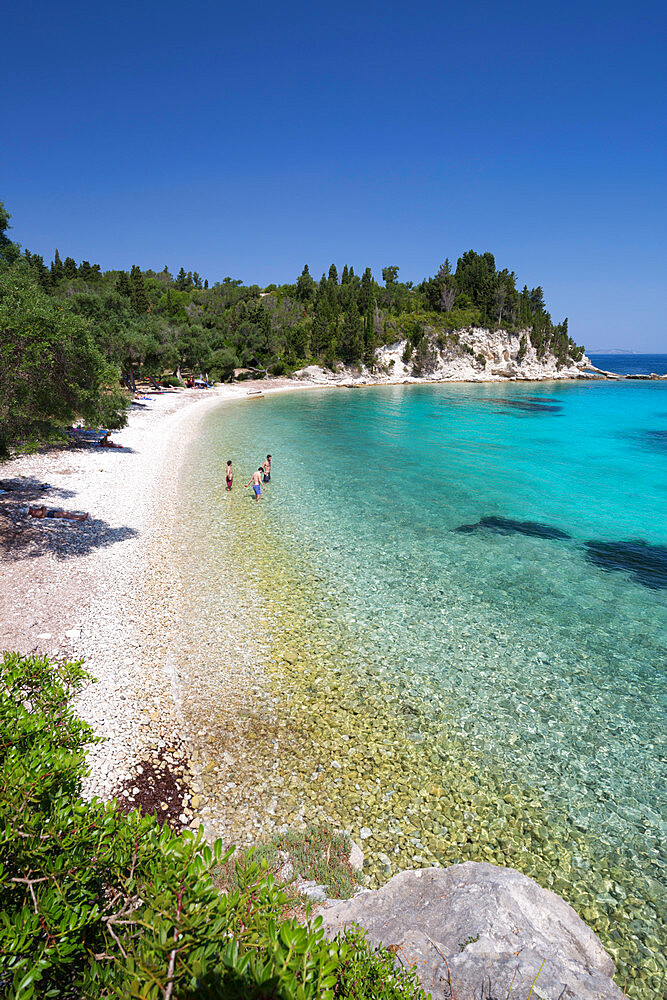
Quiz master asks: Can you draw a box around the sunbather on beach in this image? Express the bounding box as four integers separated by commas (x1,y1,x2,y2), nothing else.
99,432,123,449
245,468,263,501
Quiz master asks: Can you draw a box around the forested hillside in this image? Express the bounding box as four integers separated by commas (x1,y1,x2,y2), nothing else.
0,199,584,453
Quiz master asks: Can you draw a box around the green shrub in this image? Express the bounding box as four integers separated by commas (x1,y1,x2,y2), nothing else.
517,335,527,362
160,375,183,387
215,825,358,901
0,652,426,1000
476,353,487,368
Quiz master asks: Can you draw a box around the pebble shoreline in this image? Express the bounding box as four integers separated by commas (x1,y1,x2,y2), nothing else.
0,382,296,824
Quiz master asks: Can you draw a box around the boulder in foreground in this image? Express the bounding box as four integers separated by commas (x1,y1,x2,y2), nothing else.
320,861,624,1000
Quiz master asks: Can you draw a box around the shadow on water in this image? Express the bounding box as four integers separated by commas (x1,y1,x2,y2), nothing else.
487,398,563,414
584,539,667,590
0,477,137,561
639,429,667,454
454,515,571,540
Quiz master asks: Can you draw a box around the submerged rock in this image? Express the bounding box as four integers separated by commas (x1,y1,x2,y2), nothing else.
320,862,623,1000
455,516,571,541
585,538,667,590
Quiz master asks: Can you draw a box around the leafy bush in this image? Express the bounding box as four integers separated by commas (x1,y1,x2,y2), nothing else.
160,375,183,387
441,307,482,332
475,353,487,368
0,652,427,1000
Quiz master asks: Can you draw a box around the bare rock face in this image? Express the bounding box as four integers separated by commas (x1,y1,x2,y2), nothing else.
319,862,624,1000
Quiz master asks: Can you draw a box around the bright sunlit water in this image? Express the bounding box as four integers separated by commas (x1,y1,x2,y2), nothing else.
180,377,666,992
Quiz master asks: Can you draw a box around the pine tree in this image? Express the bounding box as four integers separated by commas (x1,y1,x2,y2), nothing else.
51,249,64,282
79,260,92,281
116,271,131,297
295,265,316,303
130,265,149,313
176,267,188,290
63,256,78,279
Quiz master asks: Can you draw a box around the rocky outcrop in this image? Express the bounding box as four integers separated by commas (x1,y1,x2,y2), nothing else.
320,862,624,1000
292,327,594,385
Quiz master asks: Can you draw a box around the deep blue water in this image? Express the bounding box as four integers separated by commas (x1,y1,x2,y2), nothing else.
589,353,667,376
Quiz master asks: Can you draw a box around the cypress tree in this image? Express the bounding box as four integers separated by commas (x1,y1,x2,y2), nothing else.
176,267,188,290
130,265,149,313
63,256,78,279
340,303,363,365
364,301,377,368
341,265,349,285
51,249,64,282
327,264,338,288
79,260,92,281
311,275,333,357
204,278,209,289
116,270,131,297
359,267,373,315
31,254,52,290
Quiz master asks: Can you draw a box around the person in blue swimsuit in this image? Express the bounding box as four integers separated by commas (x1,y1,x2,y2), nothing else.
245,467,263,501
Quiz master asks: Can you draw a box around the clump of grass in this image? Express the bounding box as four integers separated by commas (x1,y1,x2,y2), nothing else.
214,823,358,900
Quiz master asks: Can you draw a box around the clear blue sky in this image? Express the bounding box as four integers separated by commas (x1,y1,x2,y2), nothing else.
3,0,666,350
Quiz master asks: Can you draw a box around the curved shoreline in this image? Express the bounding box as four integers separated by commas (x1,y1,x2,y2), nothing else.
0,371,657,798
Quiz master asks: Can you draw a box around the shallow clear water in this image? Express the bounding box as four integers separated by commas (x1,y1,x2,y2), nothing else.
179,379,666,996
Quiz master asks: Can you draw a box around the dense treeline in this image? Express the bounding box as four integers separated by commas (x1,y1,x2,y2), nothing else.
0,199,583,453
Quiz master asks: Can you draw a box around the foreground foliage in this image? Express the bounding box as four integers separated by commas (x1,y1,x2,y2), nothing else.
0,651,426,999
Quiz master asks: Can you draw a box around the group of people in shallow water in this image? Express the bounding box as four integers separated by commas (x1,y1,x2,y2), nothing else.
225,454,271,501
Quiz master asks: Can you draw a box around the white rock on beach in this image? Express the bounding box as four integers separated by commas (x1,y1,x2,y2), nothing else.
320,862,624,1000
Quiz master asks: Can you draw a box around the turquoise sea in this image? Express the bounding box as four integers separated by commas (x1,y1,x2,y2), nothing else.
179,374,666,995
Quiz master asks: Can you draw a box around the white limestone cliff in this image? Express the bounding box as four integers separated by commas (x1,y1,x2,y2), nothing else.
292,327,595,385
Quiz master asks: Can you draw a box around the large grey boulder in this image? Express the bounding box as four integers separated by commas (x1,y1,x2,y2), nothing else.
319,862,623,999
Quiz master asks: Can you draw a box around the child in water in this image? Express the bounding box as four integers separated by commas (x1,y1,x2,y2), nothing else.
245,468,263,501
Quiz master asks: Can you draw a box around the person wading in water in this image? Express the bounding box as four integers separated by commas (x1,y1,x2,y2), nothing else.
245,467,263,501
